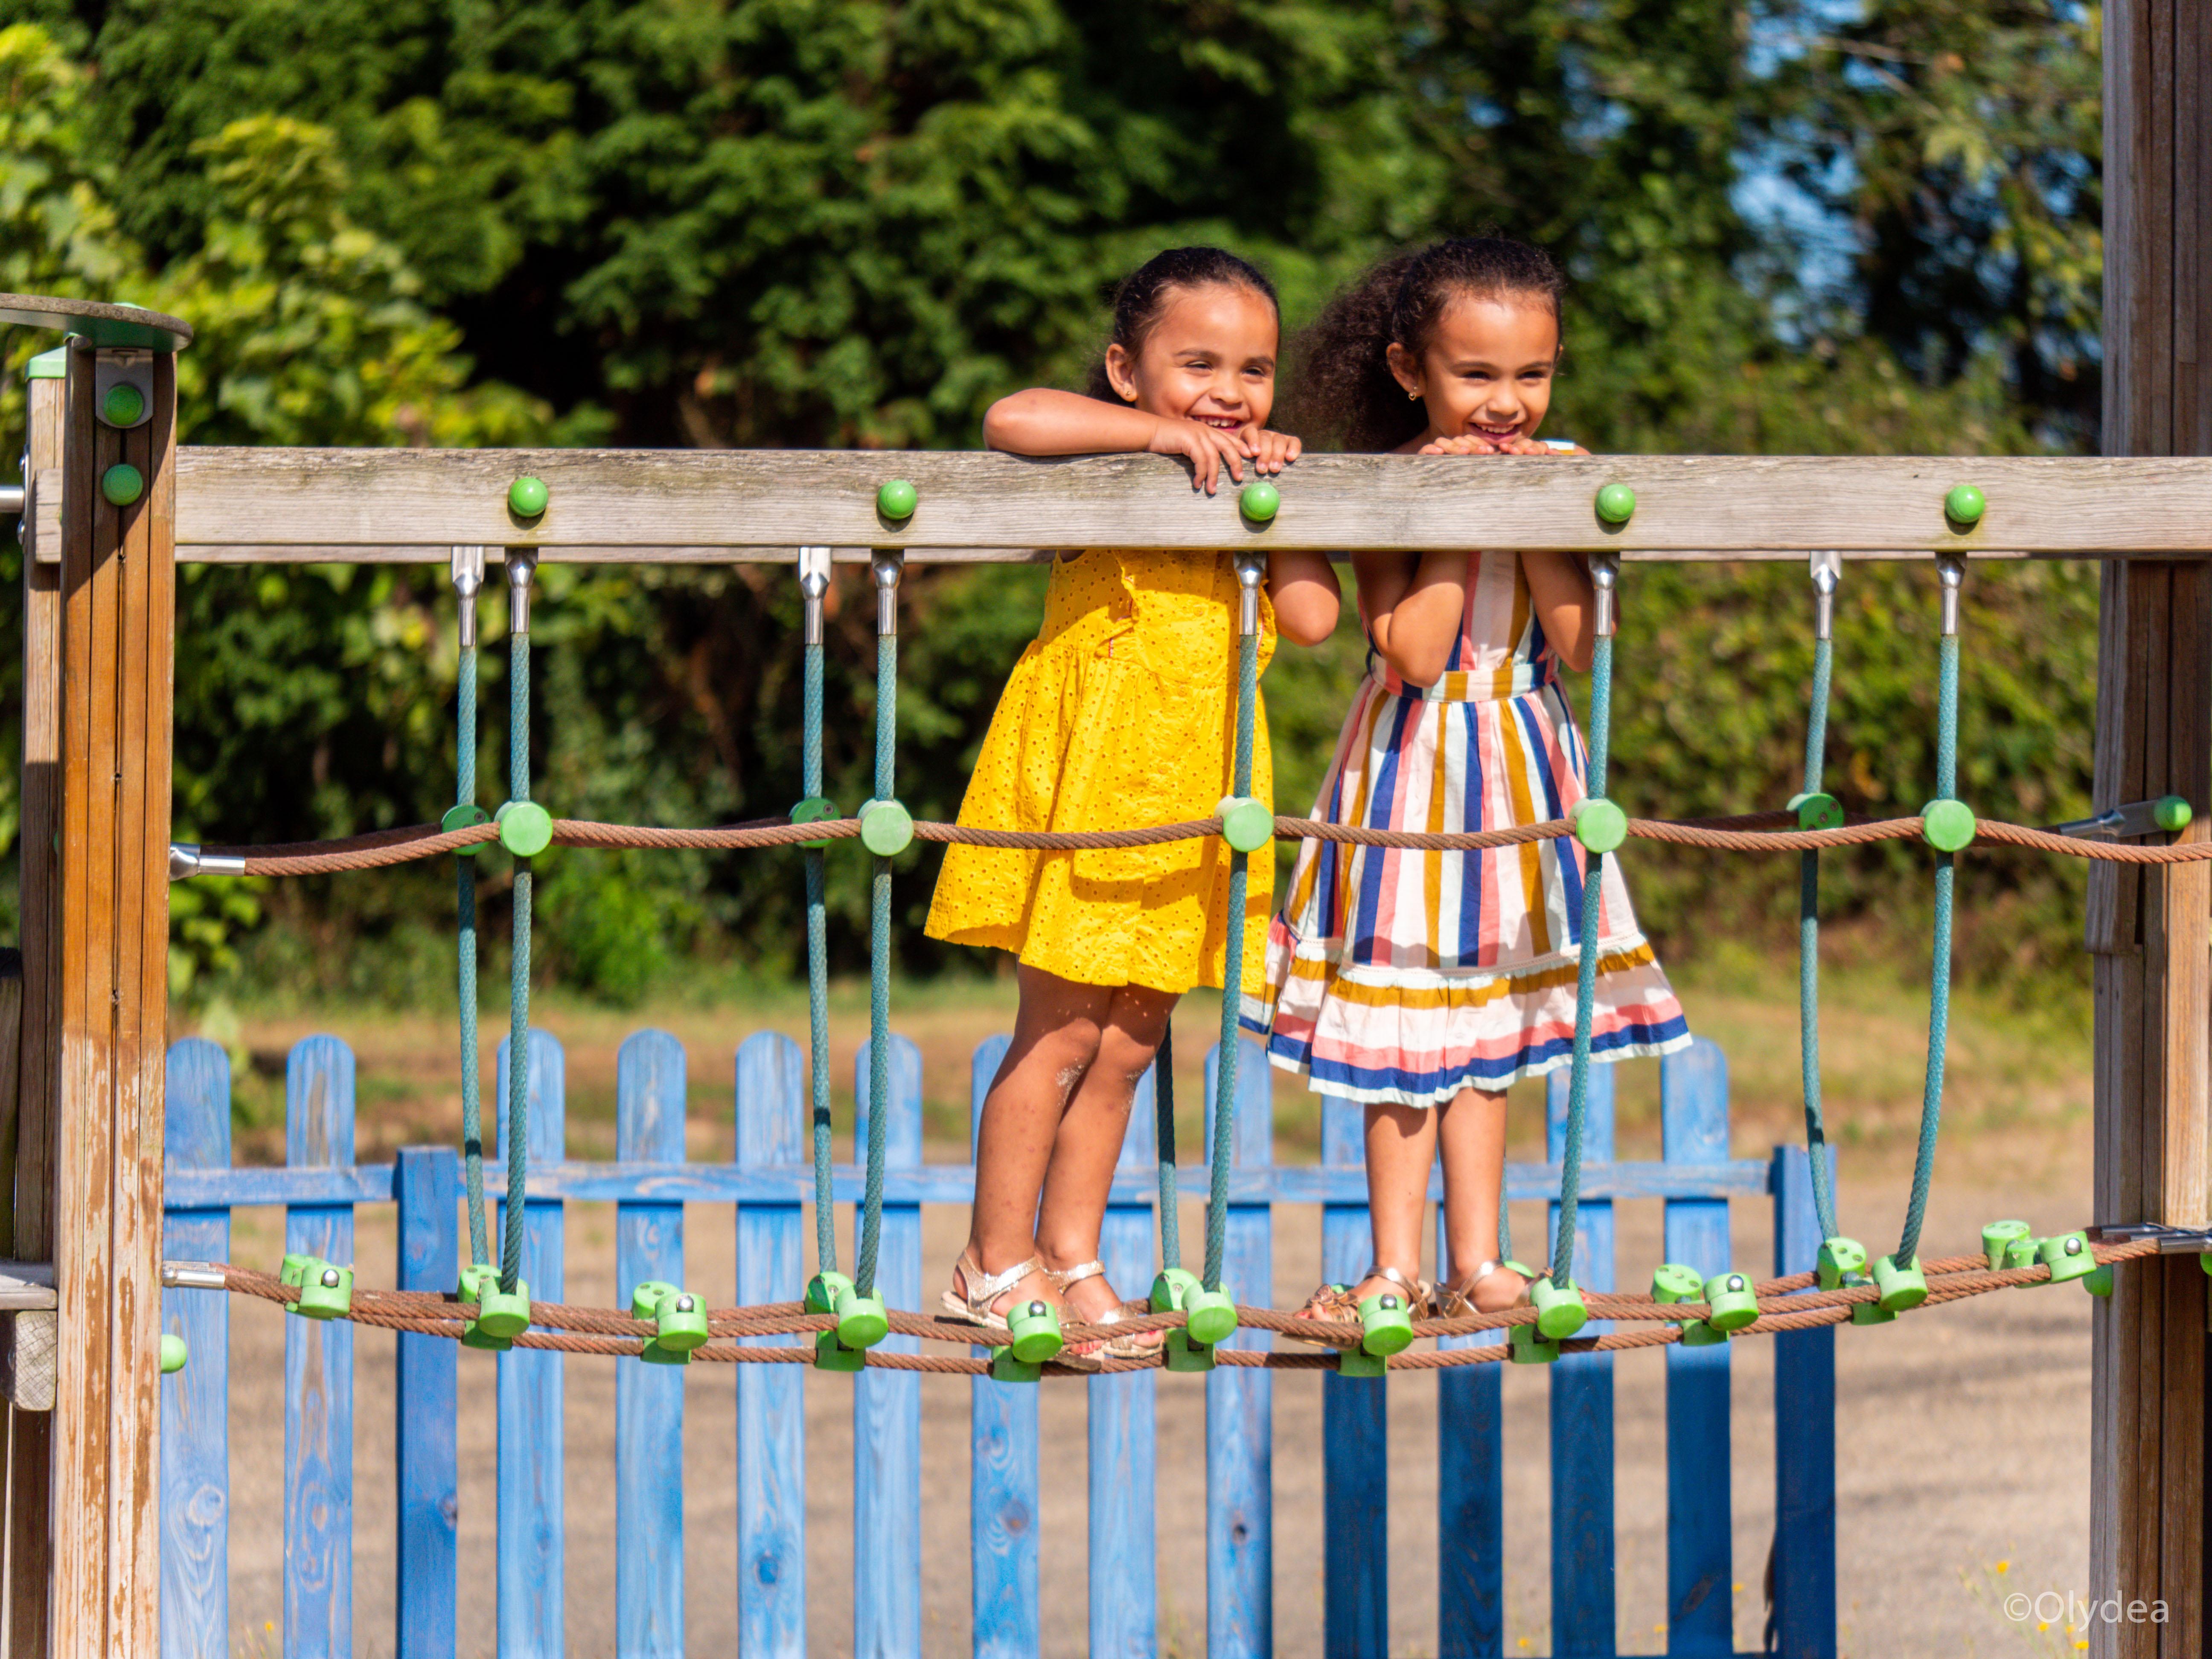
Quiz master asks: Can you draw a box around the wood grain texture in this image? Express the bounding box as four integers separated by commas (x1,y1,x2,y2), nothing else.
160,1041,230,1659
1547,1064,1616,1659
733,1032,806,1658
1319,1091,1388,1655
614,1032,687,1658
168,446,2212,555
853,1038,924,1659
494,1032,565,1659
284,1038,356,1659
1204,1040,1273,1659
1435,1208,1504,1659
393,1147,458,1659
1770,1144,1837,1659
1089,1059,1156,1659
1658,1043,1731,1659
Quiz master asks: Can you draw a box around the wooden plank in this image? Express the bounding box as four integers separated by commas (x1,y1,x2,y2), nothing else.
284,1036,357,1658
1204,1039,1273,1659
1769,1144,1837,1659
1090,1057,1156,1659
1548,1063,1616,1659
1435,1210,1503,1659
733,1032,806,1657
1658,1041,1730,1658
394,1147,459,1659
494,1030,566,1659
615,1030,688,1657
166,446,2212,555
853,1038,925,1657
965,1034,1039,1659
160,1040,231,1659
1320,1090,1387,1654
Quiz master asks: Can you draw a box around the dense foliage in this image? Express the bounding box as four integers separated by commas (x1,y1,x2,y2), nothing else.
0,2,2104,1005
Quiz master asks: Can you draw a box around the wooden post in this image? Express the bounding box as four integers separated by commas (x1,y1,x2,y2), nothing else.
2094,7,2212,1652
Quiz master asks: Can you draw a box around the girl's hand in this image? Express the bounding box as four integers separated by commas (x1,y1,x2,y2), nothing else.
1417,433,1503,456
1147,415,1256,494
1248,427,1302,475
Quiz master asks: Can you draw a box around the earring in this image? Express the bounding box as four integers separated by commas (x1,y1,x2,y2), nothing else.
1407,389,1420,401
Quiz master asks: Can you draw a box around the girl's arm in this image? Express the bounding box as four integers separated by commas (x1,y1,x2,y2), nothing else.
982,388,1262,494
1355,549,1467,688
1268,550,1341,646
1521,550,1595,672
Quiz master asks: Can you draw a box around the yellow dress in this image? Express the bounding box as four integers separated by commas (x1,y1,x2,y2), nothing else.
925,548,1276,994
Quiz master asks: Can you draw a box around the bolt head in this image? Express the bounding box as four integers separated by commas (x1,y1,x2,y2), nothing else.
1239,479,1280,522
100,463,144,507
876,478,918,521
101,382,145,427
508,475,549,518
1944,483,1986,526
1595,482,1636,525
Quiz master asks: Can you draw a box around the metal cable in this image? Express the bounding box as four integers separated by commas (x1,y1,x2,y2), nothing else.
457,639,488,1268
855,577,895,1297
1898,627,1959,1265
1155,1024,1180,1269
805,634,835,1277
503,597,531,1295
1551,626,1613,1288
1204,597,1259,1292
1799,634,1840,1242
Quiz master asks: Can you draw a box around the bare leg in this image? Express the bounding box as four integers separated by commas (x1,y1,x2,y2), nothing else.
1341,1100,1441,1304
1436,1086,1529,1312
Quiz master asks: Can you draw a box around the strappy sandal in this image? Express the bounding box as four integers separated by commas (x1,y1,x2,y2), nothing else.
941,1252,1104,1373
1046,1260,1160,1359
1285,1263,1426,1347
1428,1258,1544,1318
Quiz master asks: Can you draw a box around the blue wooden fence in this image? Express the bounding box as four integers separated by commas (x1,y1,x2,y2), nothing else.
158,1029,1837,1658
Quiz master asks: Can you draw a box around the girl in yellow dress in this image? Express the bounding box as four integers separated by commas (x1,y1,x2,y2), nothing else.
928,248,1341,1354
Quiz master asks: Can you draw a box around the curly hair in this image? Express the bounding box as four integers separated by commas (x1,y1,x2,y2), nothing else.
1292,236,1566,452
1083,246,1280,401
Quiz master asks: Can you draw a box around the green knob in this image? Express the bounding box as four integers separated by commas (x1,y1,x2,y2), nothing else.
815,1330,867,1371
1006,1298,1063,1365
101,463,144,507
1652,1263,1705,1305
160,1333,188,1375
1572,797,1627,854
1920,797,1976,852
1816,1237,1867,1289
496,799,554,858
442,802,490,855
457,1264,513,1350
1703,1270,1759,1333
1850,1300,1896,1326
654,1290,710,1352
1871,1254,1927,1313
280,1253,314,1293
101,382,145,427
1184,1287,1239,1348
859,798,914,857
1788,791,1844,831
833,1287,890,1350
2156,795,2195,832
1595,482,1636,525
1217,795,1274,854
1944,483,1985,526
1164,1330,1217,1372
631,1279,680,1321
876,478,918,521
1532,1278,1588,1340
2002,1235,2041,1272
1239,479,1280,523
1508,1324,1561,1364
804,1271,854,1316
2038,1231,2095,1286
1337,1346,1388,1377
297,1262,355,1321
471,1278,532,1341
1981,1220,2032,1270
1150,1267,1202,1314
2084,1263,2115,1298
508,475,549,518
1358,1290,1415,1357
790,795,841,850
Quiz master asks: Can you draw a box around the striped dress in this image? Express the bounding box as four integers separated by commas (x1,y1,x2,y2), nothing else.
1243,550,1689,1106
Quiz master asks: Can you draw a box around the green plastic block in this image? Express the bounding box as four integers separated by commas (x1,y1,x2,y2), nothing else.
640,1339,690,1366
442,802,490,853
2156,795,2195,832
101,382,145,428
1572,797,1627,855
1703,1270,1759,1333
1850,1299,1897,1325
1163,1330,1216,1372
1872,1254,1927,1313
805,1271,853,1316
790,795,840,850
160,1333,188,1375
2202,1251,2212,1278
457,1265,512,1350
1982,1219,2033,1270
1679,1319,1729,1348
1652,1263,1705,1305
508,475,549,518
1238,479,1280,523
1944,483,1986,526
1788,791,1845,832
1532,1277,1588,1341
101,463,143,507
296,1261,354,1321
1150,1267,1201,1314
1217,795,1274,854
1594,482,1636,526
631,1280,678,1320
876,478,918,521
1184,1286,1239,1348
279,1253,314,1298
1005,1298,1063,1365
474,1279,532,1341
1920,797,1976,852
990,1346,1042,1383
495,799,554,858
1358,1289,1415,1357
2084,1264,2115,1299
858,798,914,857
1336,1346,1388,1377
833,1285,889,1350
1508,1323,1561,1364
656,1289,711,1352
2038,1230,2096,1286
814,1330,866,1372
2002,1236,2041,1272
1816,1237,1867,1290
26,346,66,380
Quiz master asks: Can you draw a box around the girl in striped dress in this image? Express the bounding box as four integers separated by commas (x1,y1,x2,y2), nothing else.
1248,238,1689,1324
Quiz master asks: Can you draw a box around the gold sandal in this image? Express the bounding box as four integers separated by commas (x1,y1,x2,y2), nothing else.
1285,1263,1426,1346
939,1252,1047,1332
1046,1260,1159,1359
1429,1258,1544,1318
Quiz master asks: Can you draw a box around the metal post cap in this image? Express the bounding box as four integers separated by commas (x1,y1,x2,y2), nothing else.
1943,483,1986,526
1594,482,1636,525
876,478,918,521
101,463,144,506
1238,479,1280,522
508,475,549,518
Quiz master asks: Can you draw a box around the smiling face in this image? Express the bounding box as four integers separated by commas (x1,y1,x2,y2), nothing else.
1387,294,1561,449
1103,282,1280,433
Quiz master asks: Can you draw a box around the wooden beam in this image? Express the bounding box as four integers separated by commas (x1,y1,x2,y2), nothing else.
161,448,2212,555
2092,4,2212,1652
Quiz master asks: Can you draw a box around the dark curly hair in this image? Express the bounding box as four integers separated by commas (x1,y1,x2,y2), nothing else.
1083,247,1280,402
1293,236,1566,452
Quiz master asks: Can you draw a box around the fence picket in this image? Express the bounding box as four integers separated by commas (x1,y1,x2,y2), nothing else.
1204,1037,1273,1659
1548,1062,1618,1658
284,1036,356,1659
855,1037,925,1656
1320,1091,1388,1652
966,1034,1040,1659
495,1030,566,1659
1770,1144,1838,1659
394,1146,459,1659
161,1039,231,1659
1661,1040,1733,1657
1436,1183,1504,1659
615,1030,689,1655
734,1031,807,1656
1090,1058,1157,1658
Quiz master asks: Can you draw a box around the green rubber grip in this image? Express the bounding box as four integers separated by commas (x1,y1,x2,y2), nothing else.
1651,1263,1704,1304
1357,1290,1415,1357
